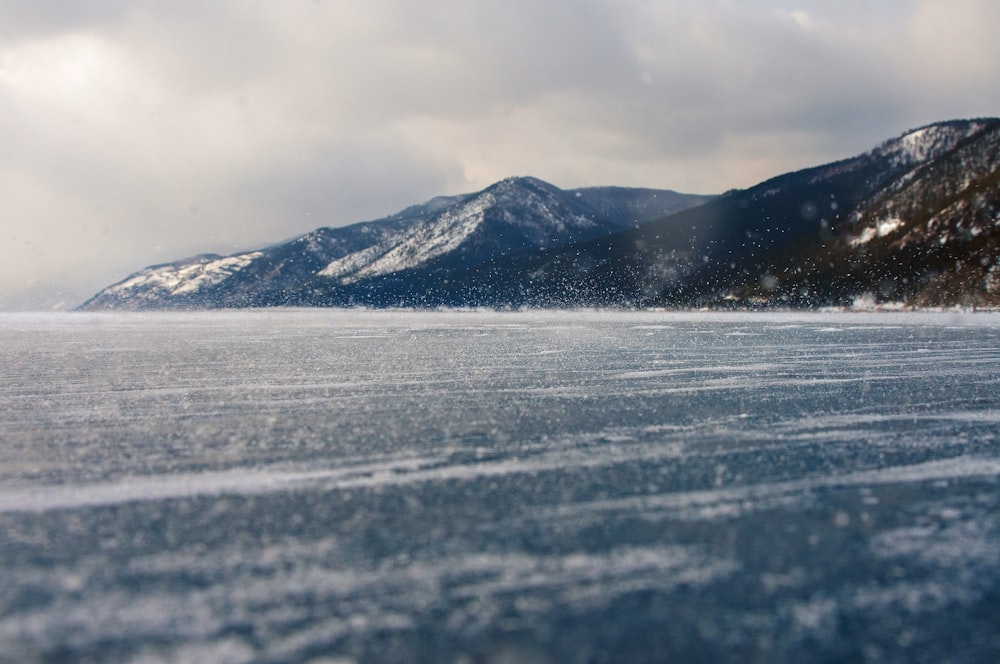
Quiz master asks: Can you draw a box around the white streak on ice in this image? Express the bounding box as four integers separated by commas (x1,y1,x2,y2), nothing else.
541,455,1000,522
4,449,999,516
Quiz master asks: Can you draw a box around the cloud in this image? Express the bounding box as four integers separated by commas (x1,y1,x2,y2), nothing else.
1,0,999,309
901,0,1000,103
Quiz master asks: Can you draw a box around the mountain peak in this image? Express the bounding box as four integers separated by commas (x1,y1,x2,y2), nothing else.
483,175,562,198
496,175,551,187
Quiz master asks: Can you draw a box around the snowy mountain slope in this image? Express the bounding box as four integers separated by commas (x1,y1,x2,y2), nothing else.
80,219,414,310
748,120,1000,307
323,177,610,284
870,120,990,168
94,252,263,308
79,178,709,310
457,118,1000,308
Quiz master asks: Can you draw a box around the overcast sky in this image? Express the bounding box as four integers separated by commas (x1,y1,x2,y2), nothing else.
2,0,999,309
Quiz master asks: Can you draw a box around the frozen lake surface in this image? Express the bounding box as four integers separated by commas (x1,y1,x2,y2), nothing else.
1,309,999,663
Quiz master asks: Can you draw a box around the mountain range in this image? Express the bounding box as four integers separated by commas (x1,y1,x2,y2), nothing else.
80,118,1000,310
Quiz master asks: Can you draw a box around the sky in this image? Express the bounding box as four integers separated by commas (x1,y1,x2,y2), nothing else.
2,0,999,310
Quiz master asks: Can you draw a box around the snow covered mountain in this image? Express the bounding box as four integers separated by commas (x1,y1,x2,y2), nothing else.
459,118,1000,308
79,178,710,309
757,119,1000,307
81,118,999,310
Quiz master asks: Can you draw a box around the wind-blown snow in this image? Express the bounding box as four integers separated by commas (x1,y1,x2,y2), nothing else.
2,310,999,663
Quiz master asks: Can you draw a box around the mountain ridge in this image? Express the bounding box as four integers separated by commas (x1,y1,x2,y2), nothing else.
79,178,711,309
80,118,1000,310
